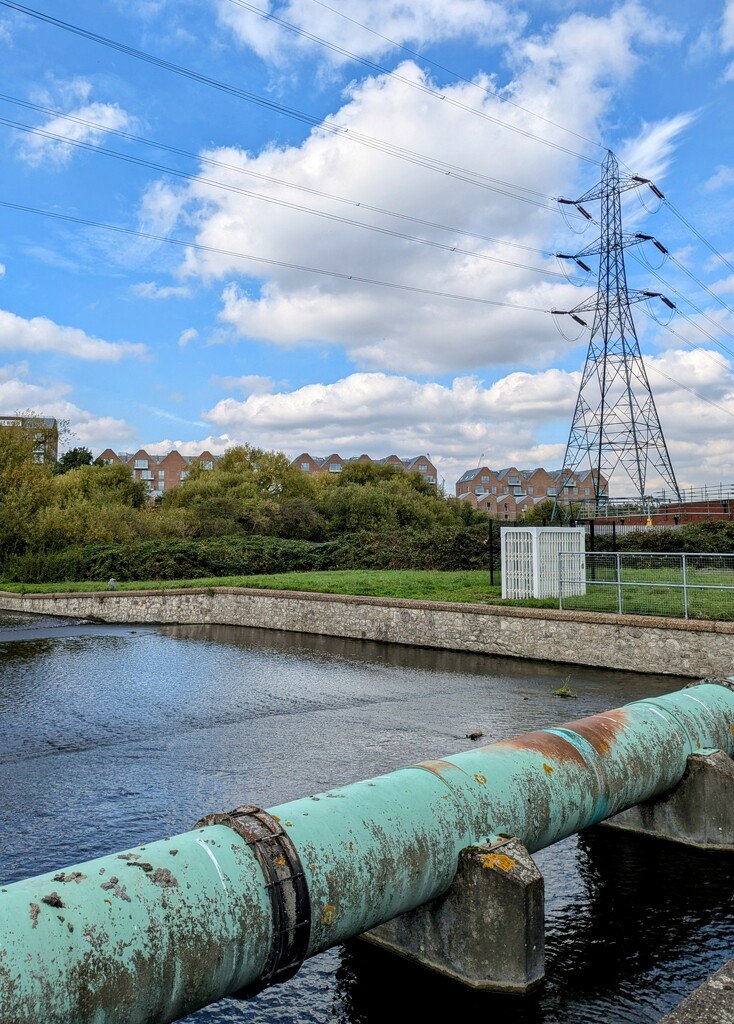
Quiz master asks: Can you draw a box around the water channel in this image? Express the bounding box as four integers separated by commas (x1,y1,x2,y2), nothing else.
1,610,732,1024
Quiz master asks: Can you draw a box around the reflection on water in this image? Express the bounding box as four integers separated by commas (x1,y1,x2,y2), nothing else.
0,611,732,1024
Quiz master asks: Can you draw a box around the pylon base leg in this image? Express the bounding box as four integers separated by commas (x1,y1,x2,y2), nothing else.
359,838,544,992
600,751,734,850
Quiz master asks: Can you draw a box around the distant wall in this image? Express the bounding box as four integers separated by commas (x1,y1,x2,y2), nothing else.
1,588,733,679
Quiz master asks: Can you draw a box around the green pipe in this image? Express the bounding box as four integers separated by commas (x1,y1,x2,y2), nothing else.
1,681,733,1023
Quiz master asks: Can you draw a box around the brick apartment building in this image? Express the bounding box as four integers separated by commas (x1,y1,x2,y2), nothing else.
291,452,438,486
456,465,607,518
97,448,219,498
0,415,59,464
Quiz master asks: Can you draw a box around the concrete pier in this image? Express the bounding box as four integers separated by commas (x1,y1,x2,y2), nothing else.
600,748,734,850
361,838,544,992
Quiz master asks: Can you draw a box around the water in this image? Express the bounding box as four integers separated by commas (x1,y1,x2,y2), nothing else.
1,610,732,1024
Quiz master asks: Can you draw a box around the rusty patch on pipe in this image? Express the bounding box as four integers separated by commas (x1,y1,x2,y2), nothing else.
416,758,463,779
495,729,588,766
321,904,337,925
559,710,630,755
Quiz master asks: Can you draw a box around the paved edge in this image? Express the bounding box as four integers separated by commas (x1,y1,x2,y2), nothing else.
658,958,734,1023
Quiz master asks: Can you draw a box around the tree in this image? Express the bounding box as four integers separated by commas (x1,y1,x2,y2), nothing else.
54,447,94,475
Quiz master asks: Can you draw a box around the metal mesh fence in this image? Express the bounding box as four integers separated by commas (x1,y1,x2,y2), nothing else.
558,552,734,620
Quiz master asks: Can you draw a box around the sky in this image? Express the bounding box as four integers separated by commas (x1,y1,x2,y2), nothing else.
0,0,733,498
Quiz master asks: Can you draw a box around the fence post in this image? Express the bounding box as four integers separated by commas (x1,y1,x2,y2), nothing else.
558,551,564,610
616,551,623,614
682,553,689,620
488,518,495,588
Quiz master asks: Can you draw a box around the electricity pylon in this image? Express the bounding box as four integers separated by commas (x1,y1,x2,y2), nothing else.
553,150,681,510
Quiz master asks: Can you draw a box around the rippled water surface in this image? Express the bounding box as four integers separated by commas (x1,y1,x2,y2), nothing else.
1,611,732,1024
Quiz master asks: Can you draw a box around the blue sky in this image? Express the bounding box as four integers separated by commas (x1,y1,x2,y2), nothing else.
0,0,733,495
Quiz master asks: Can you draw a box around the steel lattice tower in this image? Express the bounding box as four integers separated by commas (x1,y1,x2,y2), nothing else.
554,150,681,506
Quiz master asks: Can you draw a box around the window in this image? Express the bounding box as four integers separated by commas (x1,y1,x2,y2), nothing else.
426,475,436,483
329,463,342,473
508,476,519,485
201,460,214,470
584,487,590,496
141,470,153,480
547,488,556,496
180,470,189,481
514,486,523,495
528,487,533,495
481,475,489,483
491,486,497,494
418,464,427,472
301,462,310,471
134,459,148,469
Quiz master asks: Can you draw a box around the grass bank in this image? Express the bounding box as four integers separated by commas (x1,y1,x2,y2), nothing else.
1,570,546,606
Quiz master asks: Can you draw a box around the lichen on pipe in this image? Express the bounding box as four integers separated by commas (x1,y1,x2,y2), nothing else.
1,681,733,1024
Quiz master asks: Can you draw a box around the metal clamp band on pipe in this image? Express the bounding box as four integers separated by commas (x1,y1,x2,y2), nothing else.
194,804,311,997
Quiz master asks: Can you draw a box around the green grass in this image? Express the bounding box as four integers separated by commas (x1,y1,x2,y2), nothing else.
0,570,504,605
3,567,733,620
561,570,734,620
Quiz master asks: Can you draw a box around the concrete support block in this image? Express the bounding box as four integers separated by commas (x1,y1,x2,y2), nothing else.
600,751,734,850
359,838,544,992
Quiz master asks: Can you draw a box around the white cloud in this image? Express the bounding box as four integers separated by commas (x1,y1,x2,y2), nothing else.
146,4,686,375
212,374,276,395
215,0,525,66
198,347,734,494
0,364,137,450
0,309,148,361
619,112,698,184
201,369,578,489
17,85,134,168
133,282,193,300
0,263,5,277
710,273,734,295
705,165,734,190
134,435,234,457
722,0,734,51
178,327,199,348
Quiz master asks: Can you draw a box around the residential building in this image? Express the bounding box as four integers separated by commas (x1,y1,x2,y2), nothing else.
97,448,219,498
0,415,59,464
291,452,438,486
455,465,608,518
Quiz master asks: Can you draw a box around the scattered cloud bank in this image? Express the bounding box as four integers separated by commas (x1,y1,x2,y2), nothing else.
0,310,148,361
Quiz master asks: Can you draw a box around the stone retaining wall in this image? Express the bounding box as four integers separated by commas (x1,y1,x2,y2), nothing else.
2,588,733,678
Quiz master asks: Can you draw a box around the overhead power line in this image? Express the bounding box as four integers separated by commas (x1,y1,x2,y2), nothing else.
0,112,566,279
222,0,600,164
0,199,551,314
0,93,562,259
0,1,575,216
300,0,606,154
